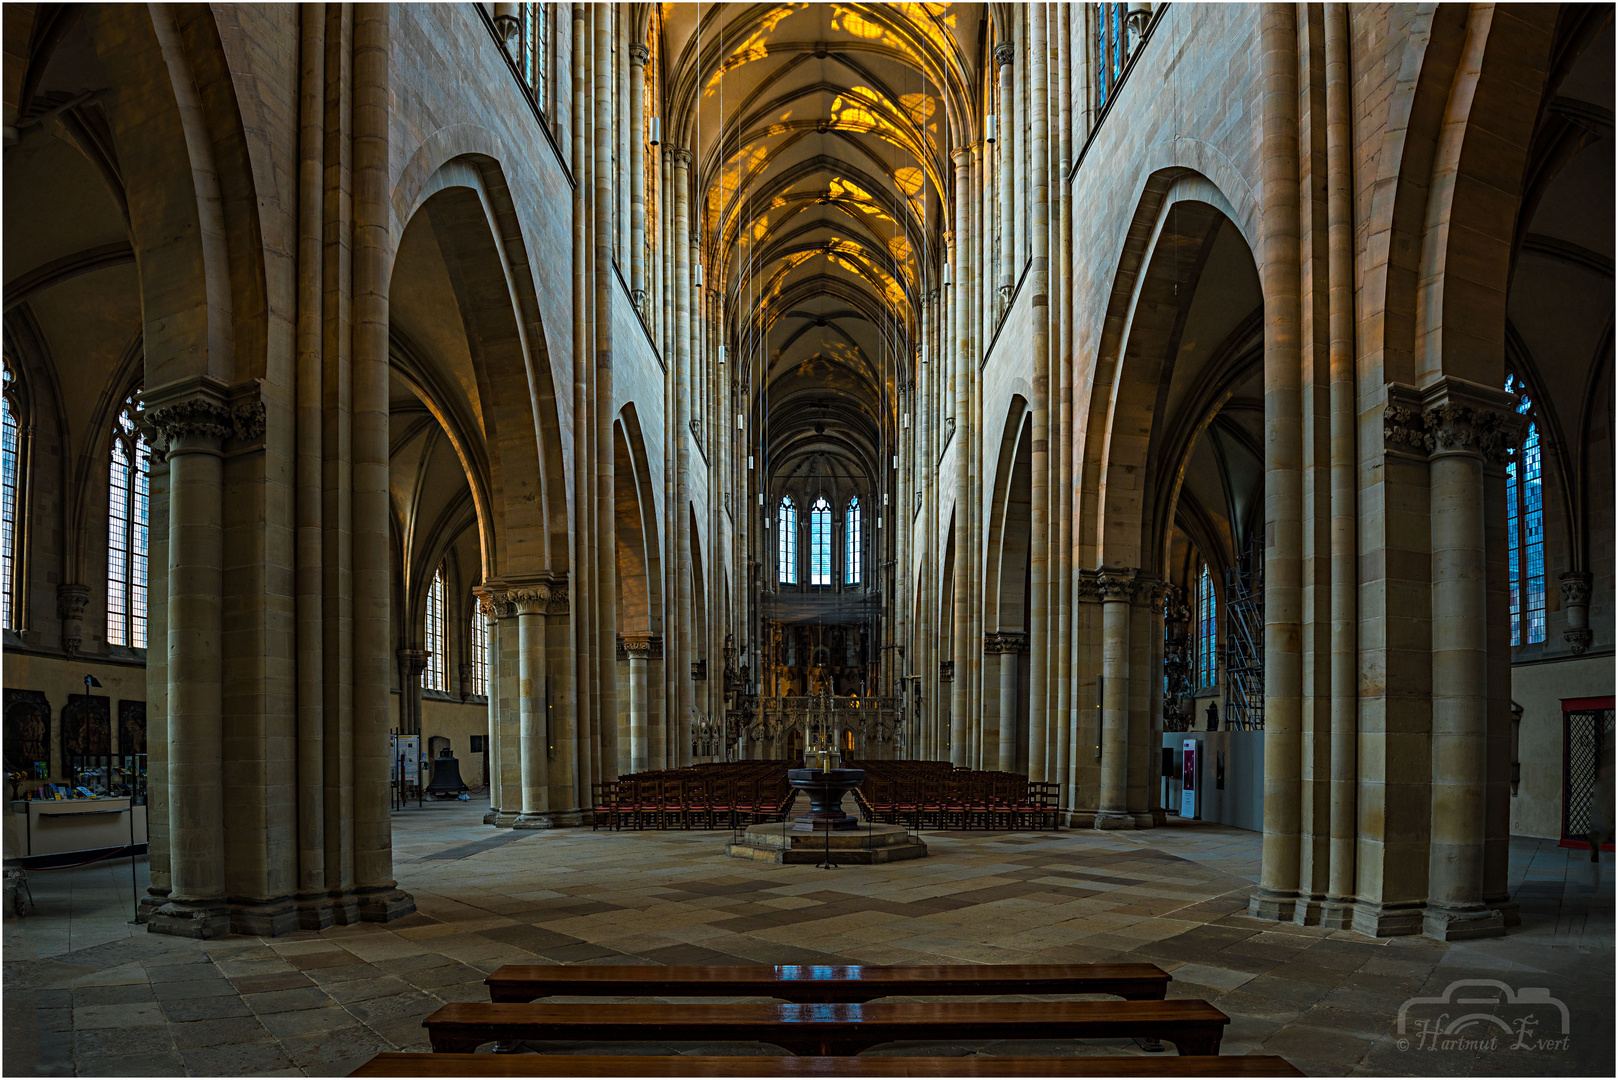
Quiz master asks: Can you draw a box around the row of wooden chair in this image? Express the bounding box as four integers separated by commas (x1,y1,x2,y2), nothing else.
849,761,1061,831
592,775,794,830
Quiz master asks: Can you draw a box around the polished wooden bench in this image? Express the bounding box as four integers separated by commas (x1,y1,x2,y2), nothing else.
356,1053,1301,1077
421,1000,1230,1057
485,963,1172,1003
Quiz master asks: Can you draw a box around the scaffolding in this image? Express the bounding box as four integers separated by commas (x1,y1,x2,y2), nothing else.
1224,544,1264,730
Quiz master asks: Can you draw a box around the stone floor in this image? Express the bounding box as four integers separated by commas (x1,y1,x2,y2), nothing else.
3,800,1612,1076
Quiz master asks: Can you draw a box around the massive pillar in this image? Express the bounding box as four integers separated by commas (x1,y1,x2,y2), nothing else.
625,634,652,773
1251,1,1303,923
146,389,230,938
628,42,649,310
1095,567,1135,829
1423,394,1510,941
514,586,551,828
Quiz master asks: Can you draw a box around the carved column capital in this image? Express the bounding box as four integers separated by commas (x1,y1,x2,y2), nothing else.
938,660,954,681
666,146,691,168
1560,570,1595,655
1096,566,1139,602
510,584,551,616
397,648,430,680
143,376,265,452
627,42,650,66
1560,571,1593,609
621,633,656,659
993,42,1015,67
1422,402,1516,463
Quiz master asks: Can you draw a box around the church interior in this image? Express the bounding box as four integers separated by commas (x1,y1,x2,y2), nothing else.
2,2,1613,1076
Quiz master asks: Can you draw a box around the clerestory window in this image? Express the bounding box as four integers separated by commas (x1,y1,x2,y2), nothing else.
777,497,797,584
810,496,832,586
1196,563,1216,687
1506,374,1546,647
470,597,489,697
844,496,862,585
2,358,22,631
424,567,446,691
106,391,149,649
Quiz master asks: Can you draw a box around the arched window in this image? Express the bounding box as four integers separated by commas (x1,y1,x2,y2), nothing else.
844,496,862,585
519,4,548,108
470,599,489,697
1506,374,1546,646
810,496,832,586
106,392,149,649
1196,563,1216,687
424,568,446,691
1095,4,1129,108
777,497,797,584
2,358,22,631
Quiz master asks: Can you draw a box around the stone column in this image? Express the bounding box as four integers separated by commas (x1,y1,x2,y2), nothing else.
545,578,581,824
997,633,1026,774
994,41,1015,304
624,634,653,773
1251,1,1303,923
1424,397,1509,940
473,583,504,824
1095,567,1136,829
514,585,551,829
396,649,428,736
950,146,973,768
146,386,231,938
628,42,649,309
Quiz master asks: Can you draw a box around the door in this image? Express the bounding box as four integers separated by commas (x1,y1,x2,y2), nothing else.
1562,697,1615,849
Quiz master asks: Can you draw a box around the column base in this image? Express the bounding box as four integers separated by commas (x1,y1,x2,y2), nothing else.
355,885,417,923
1130,811,1155,829
1423,904,1505,942
493,811,520,828
1484,896,1522,927
482,810,498,825
146,898,232,940
1061,809,1099,828
513,812,551,830
1293,894,1326,927
1319,898,1356,929
1093,811,1135,830
228,897,300,937
1247,886,1298,922
136,887,171,924
294,892,337,930
1350,900,1424,937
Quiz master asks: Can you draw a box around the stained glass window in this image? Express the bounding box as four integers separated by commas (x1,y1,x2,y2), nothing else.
844,496,862,585
106,391,149,649
778,498,797,584
424,568,446,691
521,3,548,104
1196,563,1216,687
2,359,19,631
1506,374,1546,646
810,496,832,586
1095,3,1129,109
470,598,489,697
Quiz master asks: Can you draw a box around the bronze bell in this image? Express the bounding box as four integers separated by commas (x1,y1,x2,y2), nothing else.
425,747,468,797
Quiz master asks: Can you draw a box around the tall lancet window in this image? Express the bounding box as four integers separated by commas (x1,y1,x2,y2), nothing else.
777,497,797,584
810,496,832,586
1095,4,1129,108
1196,563,1216,687
520,4,548,107
844,496,862,585
470,599,489,697
106,392,149,649
424,568,446,691
2,358,21,630
1506,374,1546,646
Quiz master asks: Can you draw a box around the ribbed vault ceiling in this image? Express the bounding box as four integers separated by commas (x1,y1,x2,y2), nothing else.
661,2,982,484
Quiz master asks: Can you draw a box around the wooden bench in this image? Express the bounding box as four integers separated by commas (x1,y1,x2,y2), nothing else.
485,962,1172,1004
355,1053,1303,1076
421,1000,1230,1057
